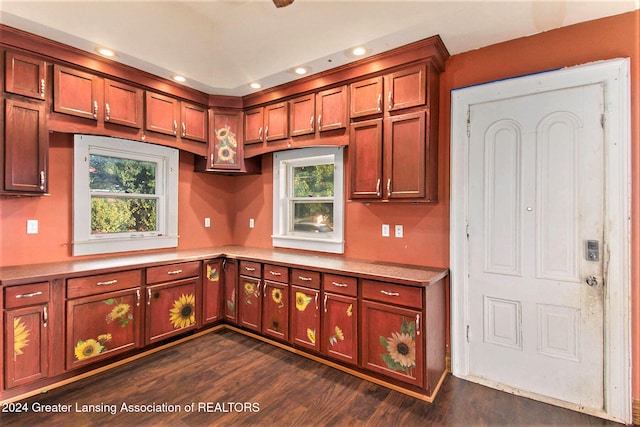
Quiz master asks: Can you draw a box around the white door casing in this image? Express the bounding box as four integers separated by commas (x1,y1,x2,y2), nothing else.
450,59,631,423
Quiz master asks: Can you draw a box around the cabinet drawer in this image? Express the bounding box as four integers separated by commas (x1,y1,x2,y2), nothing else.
4,282,49,309
240,260,262,278
146,261,201,284
322,274,357,297
263,264,289,283
362,280,422,309
67,270,142,299
291,269,320,290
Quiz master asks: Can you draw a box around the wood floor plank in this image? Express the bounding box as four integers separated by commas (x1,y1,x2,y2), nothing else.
1,329,619,426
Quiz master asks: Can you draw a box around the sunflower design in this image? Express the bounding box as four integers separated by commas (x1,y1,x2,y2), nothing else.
346,304,353,317
306,328,316,345
74,339,105,361
379,317,417,375
329,325,345,347
226,288,236,316
271,288,284,308
244,282,258,305
295,292,312,312
169,294,196,329
105,301,132,327
216,145,236,164
97,333,112,344
207,265,219,282
13,317,30,359
215,125,238,147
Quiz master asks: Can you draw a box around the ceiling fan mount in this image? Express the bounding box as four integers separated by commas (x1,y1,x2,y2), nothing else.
273,0,295,8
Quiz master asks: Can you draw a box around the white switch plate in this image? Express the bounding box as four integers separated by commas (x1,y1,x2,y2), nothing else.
249,218,255,228
395,225,403,238
204,217,211,228
382,224,390,237
27,219,38,234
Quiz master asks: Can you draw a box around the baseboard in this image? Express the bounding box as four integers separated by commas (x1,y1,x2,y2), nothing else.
633,398,639,425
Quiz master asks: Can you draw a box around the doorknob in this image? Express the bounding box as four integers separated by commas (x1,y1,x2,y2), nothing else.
585,276,599,287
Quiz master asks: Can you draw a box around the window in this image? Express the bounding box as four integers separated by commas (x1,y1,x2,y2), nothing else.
73,135,179,256
273,147,344,254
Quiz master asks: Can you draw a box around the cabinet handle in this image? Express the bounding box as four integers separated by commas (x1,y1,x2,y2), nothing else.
211,153,215,166
263,282,267,297
40,79,46,98
298,276,312,282
244,266,256,272
93,100,98,119
380,290,400,297
96,279,118,286
377,93,382,112
323,294,328,313
387,178,392,196
40,170,46,191
416,314,420,336
173,120,178,135
43,306,48,328
317,114,322,130
15,291,43,299
331,281,348,288
182,122,186,137
136,289,141,307
315,292,319,310
268,271,282,277
376,178,381,197
258,127,263,141
222,259,227,270
147,288,152,305
388,91,394,110
167,269,183,275
310,116,314,132
265,126,269,141
105,103,111,121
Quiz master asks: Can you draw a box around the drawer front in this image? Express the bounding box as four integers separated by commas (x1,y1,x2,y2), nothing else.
362,280,422,309
67,270,142,299
4,282,49,309
291,269,320,290
239,260,262,278
322,274,357,297
146,261,201,284
263,264,289,283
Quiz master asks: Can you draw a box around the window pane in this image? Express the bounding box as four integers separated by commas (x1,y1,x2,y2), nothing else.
293,164,334,197
292,201,333,233
89,154,156,194
91,197,157,234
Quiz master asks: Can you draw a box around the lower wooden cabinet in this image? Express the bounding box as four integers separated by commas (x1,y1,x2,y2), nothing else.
321,292,357,365
203,259,222,325
238,276,262,332
262,280,288,341
4,304,48,389
145,278,198,344
222,259,238,323
290,285,320,352
66,288,142,370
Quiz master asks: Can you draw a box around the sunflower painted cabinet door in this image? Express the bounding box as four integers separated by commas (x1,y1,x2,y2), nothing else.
66,288,142,370
145,279,198,344
322,293,357,366
238,276,262,332
209,110,243,170
361,300,424,388
203,259,222,325
290,285,320,352
262,280,288,341
4,305,48,388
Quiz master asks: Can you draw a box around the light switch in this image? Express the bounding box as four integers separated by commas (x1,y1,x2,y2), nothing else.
27,220,38,234
204,217,211,228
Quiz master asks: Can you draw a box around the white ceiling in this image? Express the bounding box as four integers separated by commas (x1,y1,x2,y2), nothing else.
1,0,637,97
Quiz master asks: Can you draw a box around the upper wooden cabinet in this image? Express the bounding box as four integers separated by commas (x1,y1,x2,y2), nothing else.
145,91,179,136
244,102,289,145
289,85,348,137
53,64,99,121
180,101,208,143
5,51,46,100
209,109,243,170
289,93,315,137
104,79,143,128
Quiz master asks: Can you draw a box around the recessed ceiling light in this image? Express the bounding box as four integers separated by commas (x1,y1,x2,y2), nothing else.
96,47,116,57
294,66,310,75
352,46,367,56
172,75,187,83
250,82,262,89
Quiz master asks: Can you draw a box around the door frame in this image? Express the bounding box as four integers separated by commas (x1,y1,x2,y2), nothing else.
450,58,631,423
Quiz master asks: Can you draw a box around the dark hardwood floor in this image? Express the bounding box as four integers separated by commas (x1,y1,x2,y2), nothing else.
2,328,620,426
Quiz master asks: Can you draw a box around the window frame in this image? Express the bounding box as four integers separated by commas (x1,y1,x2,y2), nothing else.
73,135,179,256
272,147,344,254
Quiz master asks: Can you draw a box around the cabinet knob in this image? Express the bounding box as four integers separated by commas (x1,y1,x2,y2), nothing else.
43,306,48,328
93,100,98,119
377,93,382,112
376,178,381,197
323,294,328,313
416,314,420,336
387,178,392,196
182,122,186,137
136,289,141,307
258,127,263,141
105,103,111,121
265,126,269,141
39,171,45,191
173,120,178,135
388,91,394,110
317,114,322,130
310,116,314,132
40,79,46,98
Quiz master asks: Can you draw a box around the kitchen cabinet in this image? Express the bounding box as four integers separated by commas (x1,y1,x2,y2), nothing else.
145,262,200,344
3,98,47,194
244,102,288,145
5,51,46,100
350,76,383,118
104,78,143,128
238,261,262,332
203,259,223,325
223,259,238,324
289,85,348,137
290,269,321,352
361,280,424,387
262,265,289,341
145,91,179,136
65,270,143,370
350,118,383,198
3,282,49,389
321,274,357,366
206,109,244,170
53,64,100,120
180,101,208,143
289,93,315,137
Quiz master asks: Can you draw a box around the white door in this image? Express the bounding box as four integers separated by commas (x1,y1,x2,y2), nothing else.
466,83,605,409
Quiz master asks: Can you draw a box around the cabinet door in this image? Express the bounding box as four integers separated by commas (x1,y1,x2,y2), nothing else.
67,288,142,370
146,278,198,344
223,259,238,323
238,276,262,332
290,285,320,352
264,102,289,142
104,79,143,128
350,76,383,118
5,52,46,100
289,94,315,137
384,64,426,113
145,91,179,136
316,85,347,132
203,259,222,325
383,111,426,199
210,110,243,170
361,300,423,387
322,293,357,366
244,107,264,144
349,119,383,199
4,305,48,388
181,102,208,143
262,280,288,341
4,98,47,193
53,64,99,120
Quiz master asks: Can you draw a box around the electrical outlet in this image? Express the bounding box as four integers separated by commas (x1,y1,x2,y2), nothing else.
382,224,390,237
204,217,211,228
249,218,255,228
27,220,38,234
395,225,403,238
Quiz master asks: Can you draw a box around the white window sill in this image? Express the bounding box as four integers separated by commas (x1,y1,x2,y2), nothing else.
272,235,344,254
